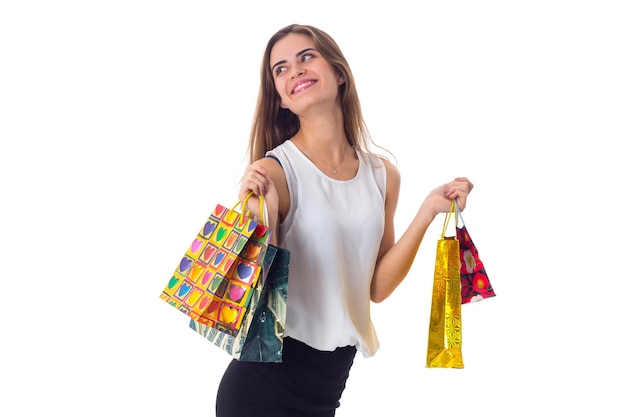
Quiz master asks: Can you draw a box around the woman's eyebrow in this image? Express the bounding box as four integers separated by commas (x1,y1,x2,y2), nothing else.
271,48,318,72
296,48,317,57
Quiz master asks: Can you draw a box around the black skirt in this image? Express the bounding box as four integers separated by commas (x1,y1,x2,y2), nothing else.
216,337,357,417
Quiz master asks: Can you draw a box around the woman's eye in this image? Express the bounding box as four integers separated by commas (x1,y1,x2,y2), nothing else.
302,53,314,62
275,66,286,76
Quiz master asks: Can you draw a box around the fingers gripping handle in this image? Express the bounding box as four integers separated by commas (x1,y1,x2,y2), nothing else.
241,192,269,226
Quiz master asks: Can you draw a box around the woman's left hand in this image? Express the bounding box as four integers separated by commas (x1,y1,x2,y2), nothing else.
422,177,474,219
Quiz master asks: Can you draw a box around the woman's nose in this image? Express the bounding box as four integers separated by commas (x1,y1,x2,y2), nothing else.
290,68,304,79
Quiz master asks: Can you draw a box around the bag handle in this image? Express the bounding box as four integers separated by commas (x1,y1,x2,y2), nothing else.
241,192,269,226
454,199,466,228
440,199,458,239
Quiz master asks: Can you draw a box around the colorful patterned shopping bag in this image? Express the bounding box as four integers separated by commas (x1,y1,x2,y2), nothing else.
160,194,272,336
455,200,496,304
190,244,290,362
426,201,464,369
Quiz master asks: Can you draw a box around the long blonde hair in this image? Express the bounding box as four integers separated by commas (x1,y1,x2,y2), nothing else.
247,24,390,164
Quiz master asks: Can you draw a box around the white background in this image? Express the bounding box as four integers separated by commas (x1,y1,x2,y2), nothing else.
1,1,624,416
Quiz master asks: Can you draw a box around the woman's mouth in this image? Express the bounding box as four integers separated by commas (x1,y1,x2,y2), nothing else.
292,80,316,94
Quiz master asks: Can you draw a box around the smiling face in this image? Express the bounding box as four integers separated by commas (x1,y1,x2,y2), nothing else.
269,33,343,115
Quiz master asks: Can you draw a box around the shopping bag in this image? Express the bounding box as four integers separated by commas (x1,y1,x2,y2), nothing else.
426,200,464,368
455,200,496,304
159,193,272,336
190,244,290,362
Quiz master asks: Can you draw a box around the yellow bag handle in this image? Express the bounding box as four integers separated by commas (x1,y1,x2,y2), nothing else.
440,199,458,239
240,192,268,226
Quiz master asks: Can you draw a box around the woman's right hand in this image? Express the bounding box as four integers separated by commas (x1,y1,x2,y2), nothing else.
239,161,279,228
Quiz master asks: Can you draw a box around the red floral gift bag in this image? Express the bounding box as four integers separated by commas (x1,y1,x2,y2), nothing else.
454,200,496,304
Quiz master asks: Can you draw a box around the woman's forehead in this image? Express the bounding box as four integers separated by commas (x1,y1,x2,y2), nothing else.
270,33,315,62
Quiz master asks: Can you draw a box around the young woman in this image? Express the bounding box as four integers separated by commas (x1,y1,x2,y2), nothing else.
216,24,474,417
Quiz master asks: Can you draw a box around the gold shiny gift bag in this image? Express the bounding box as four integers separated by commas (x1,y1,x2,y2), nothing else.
426,201,464,369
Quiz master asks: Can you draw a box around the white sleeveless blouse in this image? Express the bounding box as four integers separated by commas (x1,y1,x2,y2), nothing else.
268,140,386,357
